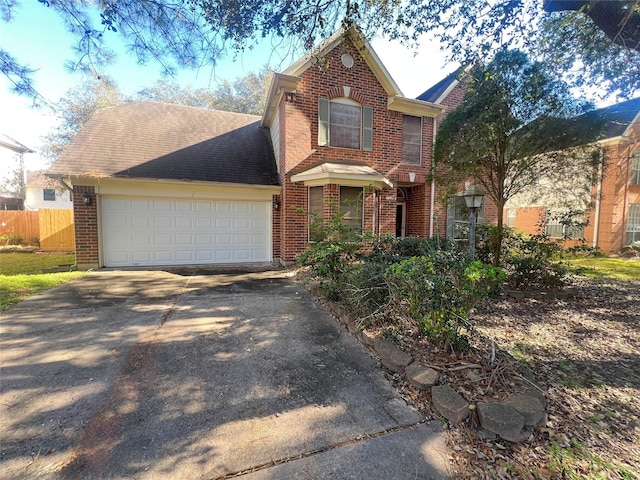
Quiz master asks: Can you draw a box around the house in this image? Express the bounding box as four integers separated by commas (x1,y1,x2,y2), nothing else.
49,27,495,270
24,170,73,211
504,97,640,252
0,134,32,210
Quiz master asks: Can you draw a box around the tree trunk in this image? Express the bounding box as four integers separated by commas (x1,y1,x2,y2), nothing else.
494,198,506,267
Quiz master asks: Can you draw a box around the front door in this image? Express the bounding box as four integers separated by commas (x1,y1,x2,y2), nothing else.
396,203,406,237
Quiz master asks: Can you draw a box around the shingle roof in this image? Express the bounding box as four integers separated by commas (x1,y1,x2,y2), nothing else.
416,70,461,103
588,96,640,139
49,101,280,186
26,170,59,188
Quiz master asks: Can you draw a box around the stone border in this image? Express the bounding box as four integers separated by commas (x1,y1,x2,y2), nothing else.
310,282,547,443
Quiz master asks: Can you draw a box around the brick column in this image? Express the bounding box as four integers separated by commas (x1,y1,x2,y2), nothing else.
73,185,99,270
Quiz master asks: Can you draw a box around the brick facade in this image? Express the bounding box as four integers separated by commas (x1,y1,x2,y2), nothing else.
72,185,99,269
501,123,639,253
274,38,449,263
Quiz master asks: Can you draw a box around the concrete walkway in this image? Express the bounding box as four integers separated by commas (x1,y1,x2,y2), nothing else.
0,270,450,479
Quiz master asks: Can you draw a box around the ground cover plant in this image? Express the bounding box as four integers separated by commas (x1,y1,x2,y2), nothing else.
0,252,82,309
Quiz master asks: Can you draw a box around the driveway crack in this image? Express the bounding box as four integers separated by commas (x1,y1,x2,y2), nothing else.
157,277,191,330
211,420,426,479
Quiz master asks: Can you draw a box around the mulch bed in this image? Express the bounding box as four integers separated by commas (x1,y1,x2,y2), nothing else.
311,273,640,479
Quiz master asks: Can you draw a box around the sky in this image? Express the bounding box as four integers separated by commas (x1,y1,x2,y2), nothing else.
0,1,455,172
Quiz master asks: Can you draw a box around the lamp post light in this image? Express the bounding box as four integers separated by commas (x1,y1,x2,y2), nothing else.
460,185,485,261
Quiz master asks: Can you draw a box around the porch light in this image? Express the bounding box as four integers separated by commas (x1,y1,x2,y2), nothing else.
460,185,484,261
82,193,92,206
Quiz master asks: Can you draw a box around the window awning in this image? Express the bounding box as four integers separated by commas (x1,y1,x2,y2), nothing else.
290,162,393,189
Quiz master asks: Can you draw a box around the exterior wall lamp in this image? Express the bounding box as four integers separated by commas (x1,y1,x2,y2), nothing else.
273,198,281,211
82,193,92,206
460,185,484,261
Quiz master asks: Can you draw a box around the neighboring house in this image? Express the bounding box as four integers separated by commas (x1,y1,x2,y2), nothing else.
504,97,640,252
24,170,73,211
49,27,496,269
0,134,32,210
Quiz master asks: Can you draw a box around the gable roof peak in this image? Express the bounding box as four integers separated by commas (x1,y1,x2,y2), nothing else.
282,25,402,97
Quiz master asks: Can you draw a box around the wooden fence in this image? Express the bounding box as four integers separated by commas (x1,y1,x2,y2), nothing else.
0,209,75,251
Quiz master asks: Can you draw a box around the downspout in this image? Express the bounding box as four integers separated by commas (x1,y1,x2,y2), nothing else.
429,118,437,237
620,142,631,251
48,174,74,195
592,151,604,249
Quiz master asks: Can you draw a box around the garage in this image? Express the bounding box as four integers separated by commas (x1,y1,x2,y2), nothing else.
102,196,271,267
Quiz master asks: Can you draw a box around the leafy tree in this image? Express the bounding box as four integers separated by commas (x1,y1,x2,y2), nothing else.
135,66,272,115
433,49,604,266
40,67,272,162
0,155,25,198
1,1,638,100
40,76,125,162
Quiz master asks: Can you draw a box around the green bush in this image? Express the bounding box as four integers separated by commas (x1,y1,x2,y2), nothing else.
502,233,568,290
297,214,505,350
476,225,570,290
385,256,504,350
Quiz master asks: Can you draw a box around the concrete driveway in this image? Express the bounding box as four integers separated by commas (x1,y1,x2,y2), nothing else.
0,270,450,479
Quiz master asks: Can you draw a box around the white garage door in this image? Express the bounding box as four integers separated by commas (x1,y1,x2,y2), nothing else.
102,197,271,267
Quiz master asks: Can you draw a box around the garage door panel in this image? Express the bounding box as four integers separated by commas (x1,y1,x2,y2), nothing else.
176,250,194,262
102,197,270,266
176,233,194,245
153,200,171,211
176,217,192,228
155,251,173,262
132,216,150,228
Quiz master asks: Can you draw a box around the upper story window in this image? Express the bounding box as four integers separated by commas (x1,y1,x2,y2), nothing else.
318,97,373,151
631,150,640,185
43,189,56,201
402,115,422,165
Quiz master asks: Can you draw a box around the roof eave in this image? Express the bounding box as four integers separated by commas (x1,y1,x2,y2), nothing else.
623,110,640,138
283,27,403,97
261,73,302,127
290,171,393,189
49,174,282,191
434,79,461,104
387,96,444,118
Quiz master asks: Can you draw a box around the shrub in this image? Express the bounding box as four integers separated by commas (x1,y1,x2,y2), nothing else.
476,225,570,290
502,233,568,290
340,260,390,321
385,255,504,350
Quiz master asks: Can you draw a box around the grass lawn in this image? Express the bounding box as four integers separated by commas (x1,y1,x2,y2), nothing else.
0,252,84,309
567,256,640,281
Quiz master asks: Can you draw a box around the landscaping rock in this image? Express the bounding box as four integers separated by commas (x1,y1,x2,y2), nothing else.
405,363,439,390
359,329,378,347
500,425,534,444
477,402,525,441
476,429,497,440
431,385,469,424
506,393,546,426
373,338,412,373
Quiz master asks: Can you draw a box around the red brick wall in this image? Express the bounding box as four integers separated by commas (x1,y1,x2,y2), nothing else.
592,131,640,252
276,37,441,262
72,185,99,269
272,194,281,262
